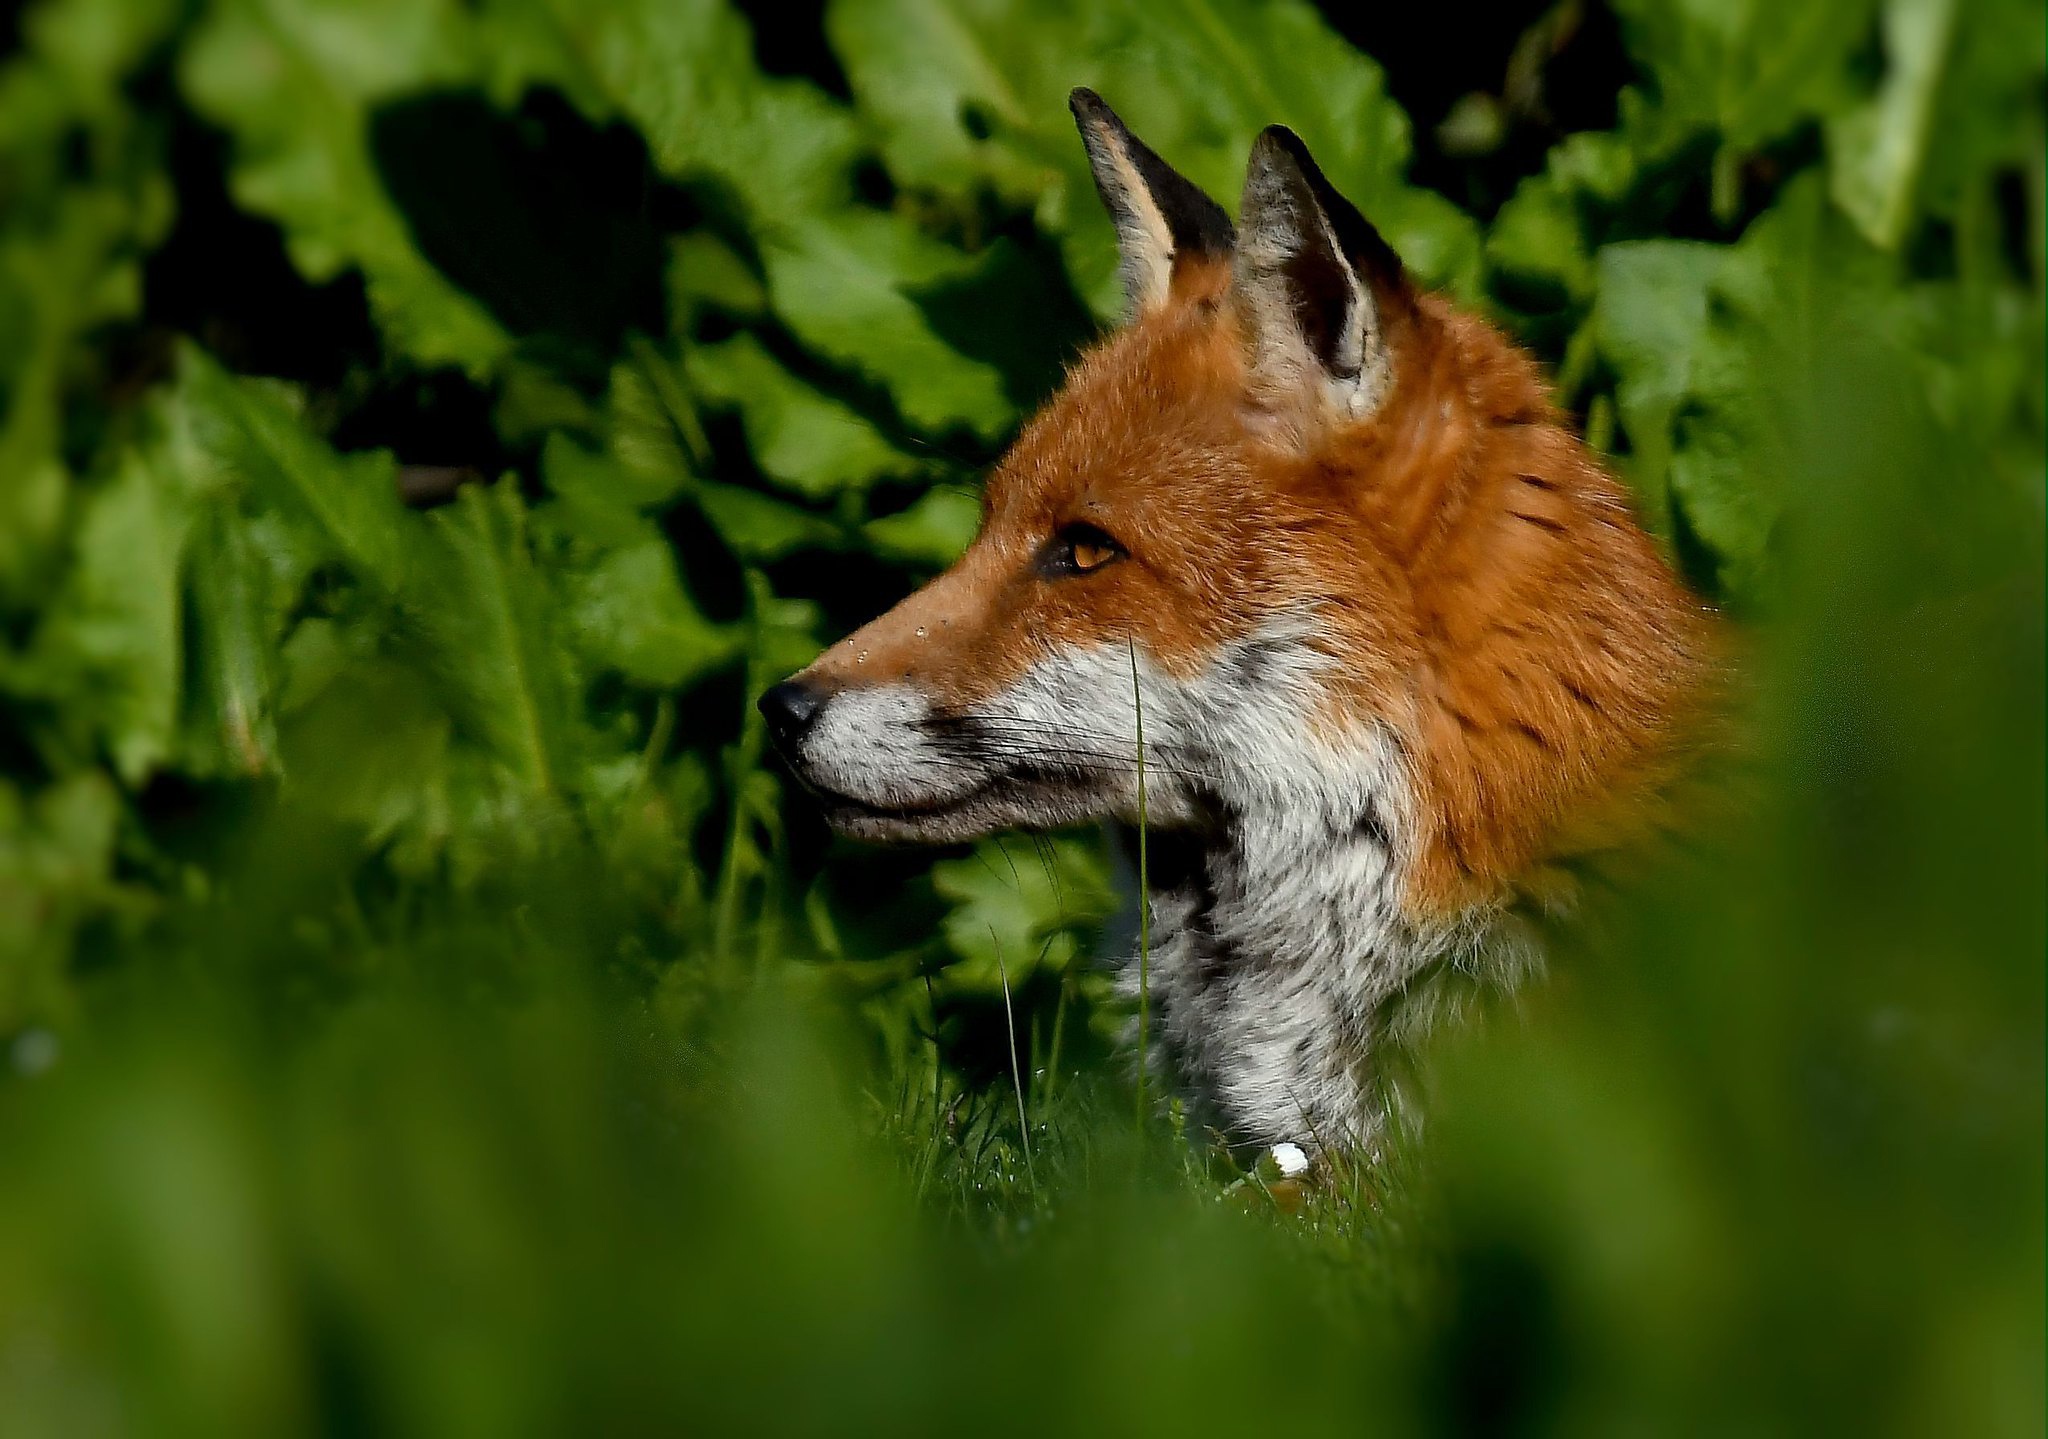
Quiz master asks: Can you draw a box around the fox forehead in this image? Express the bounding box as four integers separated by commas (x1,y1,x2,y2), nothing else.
986,273,1250,532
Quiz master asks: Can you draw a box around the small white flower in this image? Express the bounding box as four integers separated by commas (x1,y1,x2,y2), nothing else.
1269,1142,1310,1178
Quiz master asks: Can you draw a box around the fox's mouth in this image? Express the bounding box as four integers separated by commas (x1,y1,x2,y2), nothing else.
790,761,1111,844
759,683,1159,843
808,782,977,827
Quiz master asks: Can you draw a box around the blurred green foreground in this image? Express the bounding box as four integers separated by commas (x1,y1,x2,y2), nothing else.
0,0,2042,1433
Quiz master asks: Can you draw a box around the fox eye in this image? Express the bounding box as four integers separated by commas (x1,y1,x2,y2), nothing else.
1041,523,1125,578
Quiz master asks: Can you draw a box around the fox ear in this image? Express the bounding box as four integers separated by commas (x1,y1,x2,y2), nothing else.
1070,88,1234,317
1233,126,1414,423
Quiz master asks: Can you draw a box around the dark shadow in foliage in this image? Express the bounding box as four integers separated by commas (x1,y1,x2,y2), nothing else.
133,91,525,494
745,0,851,100
1665,464,1727,608
910,233,1097,416
661,501,751,628
328,367,512,482
761,546,923,643
1425,1239,1569,1436
139,95,383,392
1320,0,1630,219
800,840,960,960
369,89,688,384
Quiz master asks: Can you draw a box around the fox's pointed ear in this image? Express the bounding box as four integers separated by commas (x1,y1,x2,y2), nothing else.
1234,126,1415,423
1070,88,1234,317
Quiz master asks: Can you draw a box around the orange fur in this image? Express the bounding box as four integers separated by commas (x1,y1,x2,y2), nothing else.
807,258,1720,918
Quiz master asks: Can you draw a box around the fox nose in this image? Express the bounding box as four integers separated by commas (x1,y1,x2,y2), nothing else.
757,679,826,753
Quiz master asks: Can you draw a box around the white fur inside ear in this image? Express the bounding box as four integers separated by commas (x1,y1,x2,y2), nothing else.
1234,163,1393,428
1093,134,1177,314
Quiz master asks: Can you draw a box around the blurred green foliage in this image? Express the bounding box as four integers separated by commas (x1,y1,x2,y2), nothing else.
0,0,2041,1433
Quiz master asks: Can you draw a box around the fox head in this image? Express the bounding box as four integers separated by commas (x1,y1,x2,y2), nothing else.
761,91,1713,919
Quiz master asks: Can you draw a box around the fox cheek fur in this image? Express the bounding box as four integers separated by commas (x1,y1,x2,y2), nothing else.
760,90,1719,1154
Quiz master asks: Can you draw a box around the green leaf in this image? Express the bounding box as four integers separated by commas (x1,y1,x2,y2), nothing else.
931,836,1113,997
1827,0,1962,250
413,483,578,796
862,487,980,568
827,0,1482,313
760,208,1016,440
1593,238,1726,538
693,484,844,562
0,2,175,602
276,656,452,845
0,771,123,1027
184,502,283,780
1607,0,1881,158
1488,130,1641,307
178,0,512,373
595,353,701,512
685,333,928,499
558,526,739,689
533,0,864,229
17,446,196,784
667,230,768,328
1829,0,2045,251
514,1,1019,440
182,350,416,593
1594,179,1948,607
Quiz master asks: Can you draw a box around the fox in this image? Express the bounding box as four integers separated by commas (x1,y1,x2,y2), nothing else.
759,90,1721,1157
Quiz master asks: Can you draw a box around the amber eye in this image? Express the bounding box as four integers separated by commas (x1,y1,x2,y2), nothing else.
1072,537,1116,571
1041,523,1125,578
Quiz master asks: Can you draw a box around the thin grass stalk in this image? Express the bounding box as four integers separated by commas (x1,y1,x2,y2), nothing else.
1129,638,1150,1136
991,927,1037,1194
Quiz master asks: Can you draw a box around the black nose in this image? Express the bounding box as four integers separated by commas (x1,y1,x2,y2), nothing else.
757,679,825,752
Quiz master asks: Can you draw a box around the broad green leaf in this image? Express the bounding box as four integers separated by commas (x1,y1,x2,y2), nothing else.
1832,0,2045,250
686,333,928,499
542,436,664,546
0,188,142,601
1594,179,1947,606
17,445,195,784
693,484,844,562
0,771,123,1027
761,209,1014,440
1827,0,1961,250
178,0,512,373
19,0,186,102
277,656,453,845
496,1,1018,440
181,350,415,593
827,0,1482,314
615,345,710,504
0,2,175,601
1608,0,1881,157
532,0,863,230
1488,129,1641,307
1488,173,1600,307
414,483,578,796
863,487,980,568
931,836,1113,997
1593,239,1726,537
559,528,739,690
667,230,768,328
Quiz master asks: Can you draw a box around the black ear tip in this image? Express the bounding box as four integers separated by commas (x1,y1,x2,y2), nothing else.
1069,87,1112,131
1251,124,1312,173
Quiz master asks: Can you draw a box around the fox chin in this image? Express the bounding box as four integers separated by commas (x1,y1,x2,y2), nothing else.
761,89,1722,1157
